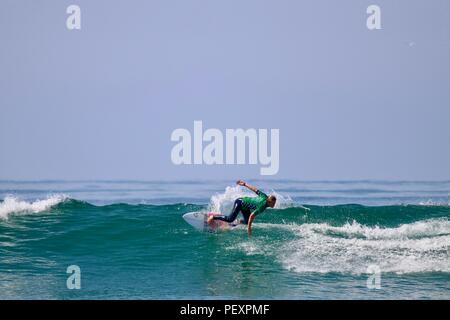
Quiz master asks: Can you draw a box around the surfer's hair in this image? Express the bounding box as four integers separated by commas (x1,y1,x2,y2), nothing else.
268,195,277,205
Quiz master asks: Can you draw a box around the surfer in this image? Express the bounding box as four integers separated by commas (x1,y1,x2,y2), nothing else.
208,180,276,236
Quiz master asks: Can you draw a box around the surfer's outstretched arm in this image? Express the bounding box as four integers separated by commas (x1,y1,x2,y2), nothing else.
237,180,258,194
247,212,256,237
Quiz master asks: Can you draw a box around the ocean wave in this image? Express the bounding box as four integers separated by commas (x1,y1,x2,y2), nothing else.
1,192,449,277
2,191,450,228
0,194,68,219
419,199,450,206
235,219,450,274
268,204,450,227
314,219,450,240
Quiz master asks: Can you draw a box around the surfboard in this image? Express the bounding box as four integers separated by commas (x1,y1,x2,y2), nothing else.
182,211,240,232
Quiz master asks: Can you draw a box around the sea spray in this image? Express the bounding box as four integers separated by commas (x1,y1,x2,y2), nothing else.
0,194,67,219
207,185,294,214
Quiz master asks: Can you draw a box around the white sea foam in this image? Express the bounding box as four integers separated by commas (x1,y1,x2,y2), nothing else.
234,219,450,274
419,199,450,206
313,219,450,240
0,195,67,220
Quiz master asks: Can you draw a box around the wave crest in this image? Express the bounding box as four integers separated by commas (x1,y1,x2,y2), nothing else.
0,194,67,219
207,185,293,213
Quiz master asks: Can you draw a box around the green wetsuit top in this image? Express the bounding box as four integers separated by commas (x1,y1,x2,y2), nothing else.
241,190,268,216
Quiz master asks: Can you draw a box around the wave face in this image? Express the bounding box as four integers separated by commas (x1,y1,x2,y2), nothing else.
0,180,449,299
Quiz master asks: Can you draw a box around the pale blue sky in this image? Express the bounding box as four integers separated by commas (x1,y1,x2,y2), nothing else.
1,0,449,180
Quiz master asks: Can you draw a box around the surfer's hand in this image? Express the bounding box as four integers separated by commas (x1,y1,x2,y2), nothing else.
239,181,258,194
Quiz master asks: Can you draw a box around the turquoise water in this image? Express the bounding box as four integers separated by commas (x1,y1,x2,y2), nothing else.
0,180,449,299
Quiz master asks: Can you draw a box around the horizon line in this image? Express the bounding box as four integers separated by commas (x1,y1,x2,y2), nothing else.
1,178,450,184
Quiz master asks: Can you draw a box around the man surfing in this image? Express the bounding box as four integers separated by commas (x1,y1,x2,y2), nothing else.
208,180,277,236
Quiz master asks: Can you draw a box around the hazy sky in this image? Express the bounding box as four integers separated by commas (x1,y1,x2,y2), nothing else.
1,0,449,180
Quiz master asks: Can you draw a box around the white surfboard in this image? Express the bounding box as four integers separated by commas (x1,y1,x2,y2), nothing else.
182,211,240,232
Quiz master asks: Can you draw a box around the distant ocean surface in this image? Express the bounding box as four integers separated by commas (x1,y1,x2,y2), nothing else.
0,180,449,299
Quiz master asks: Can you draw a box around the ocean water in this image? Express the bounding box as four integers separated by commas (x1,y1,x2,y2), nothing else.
0,180,449,300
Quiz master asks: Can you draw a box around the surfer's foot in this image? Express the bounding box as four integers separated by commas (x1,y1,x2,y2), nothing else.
207,215,214,224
